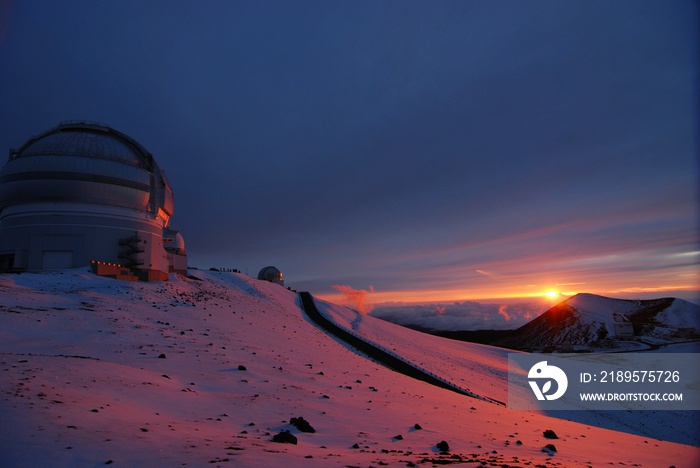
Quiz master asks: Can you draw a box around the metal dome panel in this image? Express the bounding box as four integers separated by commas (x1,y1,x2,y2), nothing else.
14,130,146,167
0,122,173,224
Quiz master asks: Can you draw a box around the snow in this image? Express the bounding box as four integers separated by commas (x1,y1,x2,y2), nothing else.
565,293,637,334
315,299,511,403
1,269,699,467
657,299,700,329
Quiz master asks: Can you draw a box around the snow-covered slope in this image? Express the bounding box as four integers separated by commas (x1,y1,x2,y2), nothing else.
1,270,698,467
315,299,511,403
316,297,700,447
495,293,700,352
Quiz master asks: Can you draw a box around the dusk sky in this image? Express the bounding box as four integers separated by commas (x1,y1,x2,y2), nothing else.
0,1,697,306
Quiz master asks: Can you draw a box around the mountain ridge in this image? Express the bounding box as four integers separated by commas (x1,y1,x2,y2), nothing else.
413,293,699,353
493,293,699,351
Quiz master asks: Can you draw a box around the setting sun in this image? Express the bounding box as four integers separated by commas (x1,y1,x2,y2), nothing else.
544,290,560,300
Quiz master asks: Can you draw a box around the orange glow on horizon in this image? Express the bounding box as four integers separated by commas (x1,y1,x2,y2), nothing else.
315,286,578,306
314,284,700,307
311,253,699,306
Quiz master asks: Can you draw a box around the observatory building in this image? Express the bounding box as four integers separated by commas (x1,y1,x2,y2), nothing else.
258,266,284,286
0,121,187,281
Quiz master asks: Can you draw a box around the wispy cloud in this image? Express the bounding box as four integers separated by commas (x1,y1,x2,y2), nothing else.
331,285,375,314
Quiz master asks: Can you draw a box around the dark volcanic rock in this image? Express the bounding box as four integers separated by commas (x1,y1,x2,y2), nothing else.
543,429,558,439
237,365,247,371
272,430,297,445
436,440,450,452
542,443,557,454
290,416,316,433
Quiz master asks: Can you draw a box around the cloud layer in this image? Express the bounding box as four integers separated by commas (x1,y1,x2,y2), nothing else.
370,300,543,331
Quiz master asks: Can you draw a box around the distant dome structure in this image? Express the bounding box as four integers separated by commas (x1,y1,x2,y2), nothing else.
257,266,284,286
0,121,187,280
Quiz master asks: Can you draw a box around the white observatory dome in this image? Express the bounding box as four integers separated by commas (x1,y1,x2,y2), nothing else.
257,266,284,286
0,121,173,222
0,121,186,280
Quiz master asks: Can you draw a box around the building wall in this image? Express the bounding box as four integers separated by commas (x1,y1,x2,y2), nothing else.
168,251,188,275
0,202,168,274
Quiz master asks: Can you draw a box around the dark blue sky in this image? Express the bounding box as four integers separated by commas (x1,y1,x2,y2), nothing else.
0,0,697,303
